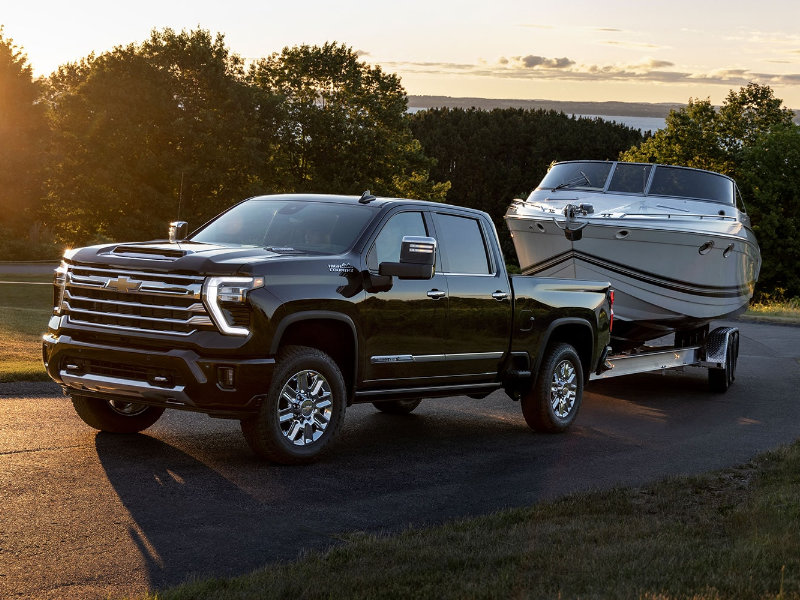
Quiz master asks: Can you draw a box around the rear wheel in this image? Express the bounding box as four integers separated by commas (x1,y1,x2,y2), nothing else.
521,343,584,433
372,399,422,415
709,333,738,393
71,395,165,433
241,346,346,464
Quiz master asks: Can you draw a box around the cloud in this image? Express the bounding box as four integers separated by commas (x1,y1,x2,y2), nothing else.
596,27,622,32
380,54,800,89
511,55,575,69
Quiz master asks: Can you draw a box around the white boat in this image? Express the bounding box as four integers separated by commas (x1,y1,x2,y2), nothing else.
505,161,761,348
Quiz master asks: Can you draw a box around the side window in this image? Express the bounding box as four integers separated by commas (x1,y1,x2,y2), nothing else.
434,213,492,275
367,212,428,271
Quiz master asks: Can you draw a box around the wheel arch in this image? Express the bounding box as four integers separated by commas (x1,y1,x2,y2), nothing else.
533,318,596,385
271,311,359,400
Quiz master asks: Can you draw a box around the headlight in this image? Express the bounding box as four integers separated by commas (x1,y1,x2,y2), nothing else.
203,276,264,336
53,262,68,315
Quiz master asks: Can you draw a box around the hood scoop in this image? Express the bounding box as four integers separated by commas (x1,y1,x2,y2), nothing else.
109,244,193,261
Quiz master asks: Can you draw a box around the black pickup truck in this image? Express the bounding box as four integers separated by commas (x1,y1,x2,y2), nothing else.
43,193,612,463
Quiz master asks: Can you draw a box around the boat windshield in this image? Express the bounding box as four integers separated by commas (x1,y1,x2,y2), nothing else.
191,199,377,253
648,166,735,205
537,161,736,206
538,162,612,191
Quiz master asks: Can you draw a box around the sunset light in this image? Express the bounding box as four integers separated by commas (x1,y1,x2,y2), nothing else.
3,0,800,106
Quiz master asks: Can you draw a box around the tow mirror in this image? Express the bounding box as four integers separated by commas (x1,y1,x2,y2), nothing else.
169,221,188,243
379,236,436,280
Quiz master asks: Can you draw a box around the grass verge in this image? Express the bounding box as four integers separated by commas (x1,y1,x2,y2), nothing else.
142,442,800,600
0,276,53,382
746,296,800,323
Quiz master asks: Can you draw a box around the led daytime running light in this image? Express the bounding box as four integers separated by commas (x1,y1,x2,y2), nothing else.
203,276,263,336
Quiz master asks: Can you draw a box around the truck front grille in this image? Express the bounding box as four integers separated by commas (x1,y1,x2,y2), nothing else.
60,266,213,336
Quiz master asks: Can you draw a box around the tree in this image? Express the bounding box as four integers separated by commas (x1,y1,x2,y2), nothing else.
44,28,279,246
621,83,794,178
0,27,50,256
620,98,729,172
248,42,448,201
738,124,800,297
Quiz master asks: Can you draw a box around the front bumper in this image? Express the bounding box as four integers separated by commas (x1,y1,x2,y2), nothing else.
42,333,274,417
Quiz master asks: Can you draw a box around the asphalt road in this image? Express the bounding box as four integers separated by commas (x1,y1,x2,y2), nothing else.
2,319,799,599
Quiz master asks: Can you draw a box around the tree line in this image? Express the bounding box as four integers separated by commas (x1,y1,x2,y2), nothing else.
1,26,797,297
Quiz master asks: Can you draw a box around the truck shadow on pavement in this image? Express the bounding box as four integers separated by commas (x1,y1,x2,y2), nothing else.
93,402,610,591
94,432,337,591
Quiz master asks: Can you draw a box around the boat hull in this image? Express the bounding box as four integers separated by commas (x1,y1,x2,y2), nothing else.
506,215,760,346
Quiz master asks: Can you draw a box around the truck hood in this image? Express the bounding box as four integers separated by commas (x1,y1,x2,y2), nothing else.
67,240,293,274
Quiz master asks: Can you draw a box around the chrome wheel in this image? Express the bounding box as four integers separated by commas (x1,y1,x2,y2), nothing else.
107,400,150,417
550,359,578,419
522,343,583,433
278,369,333,446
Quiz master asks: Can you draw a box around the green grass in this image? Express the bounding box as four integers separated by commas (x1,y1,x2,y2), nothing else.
0,275,53,382
746,297,800,322
139,442,800,600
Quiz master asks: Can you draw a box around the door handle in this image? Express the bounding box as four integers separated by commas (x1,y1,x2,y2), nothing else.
491,291,509,301
427,290,446,300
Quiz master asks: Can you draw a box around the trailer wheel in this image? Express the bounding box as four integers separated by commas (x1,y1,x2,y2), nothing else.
522,342,584,432
709,332,738,393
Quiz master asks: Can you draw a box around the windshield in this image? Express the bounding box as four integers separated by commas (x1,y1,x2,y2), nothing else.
538,162,613,191
191,199,377,253
648,166,735,205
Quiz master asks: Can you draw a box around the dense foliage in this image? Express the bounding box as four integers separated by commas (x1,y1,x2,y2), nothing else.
409,107,645,259
622,83,800,297
0,28,49,258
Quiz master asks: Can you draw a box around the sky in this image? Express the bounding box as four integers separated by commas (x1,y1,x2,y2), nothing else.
3,0,800,108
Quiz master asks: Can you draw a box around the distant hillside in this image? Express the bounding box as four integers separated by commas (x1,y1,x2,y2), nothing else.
408,95,800,121
407,96,683,118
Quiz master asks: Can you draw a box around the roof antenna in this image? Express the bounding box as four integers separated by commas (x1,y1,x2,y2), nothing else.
177,171,185,220
359,190,377,204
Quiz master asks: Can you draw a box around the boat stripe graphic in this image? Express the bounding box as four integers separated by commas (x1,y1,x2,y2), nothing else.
522,250,750,299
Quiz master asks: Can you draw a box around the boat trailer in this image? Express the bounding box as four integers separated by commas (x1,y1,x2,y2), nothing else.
592,326,739,393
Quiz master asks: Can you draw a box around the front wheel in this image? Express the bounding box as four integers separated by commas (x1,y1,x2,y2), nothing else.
521,342,584,433
241,346,346,464
71,395,165,433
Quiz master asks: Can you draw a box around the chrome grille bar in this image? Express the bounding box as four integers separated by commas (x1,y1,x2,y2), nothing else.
61,265,211,336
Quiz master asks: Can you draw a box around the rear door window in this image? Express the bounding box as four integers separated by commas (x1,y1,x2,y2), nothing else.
433,213,492,275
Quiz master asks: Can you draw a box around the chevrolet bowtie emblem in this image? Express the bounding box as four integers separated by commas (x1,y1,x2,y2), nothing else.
104,276,142,293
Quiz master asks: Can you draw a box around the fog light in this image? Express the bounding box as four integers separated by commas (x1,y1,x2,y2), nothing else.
217,366,235,389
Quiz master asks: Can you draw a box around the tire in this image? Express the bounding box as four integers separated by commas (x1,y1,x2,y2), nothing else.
71,395,165,433
240,346,346,464
372,399,422,415
709,333,738,393
521,342,584,433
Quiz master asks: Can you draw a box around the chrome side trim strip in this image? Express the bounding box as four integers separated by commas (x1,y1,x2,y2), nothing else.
370,351,503,364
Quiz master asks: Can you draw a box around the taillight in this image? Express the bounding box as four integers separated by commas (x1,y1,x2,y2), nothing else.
608,289,614,332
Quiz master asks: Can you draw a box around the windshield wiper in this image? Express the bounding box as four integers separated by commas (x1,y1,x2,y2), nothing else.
553,171,591,191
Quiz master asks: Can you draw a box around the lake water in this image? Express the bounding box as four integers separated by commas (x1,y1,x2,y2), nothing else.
573,114,666,133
